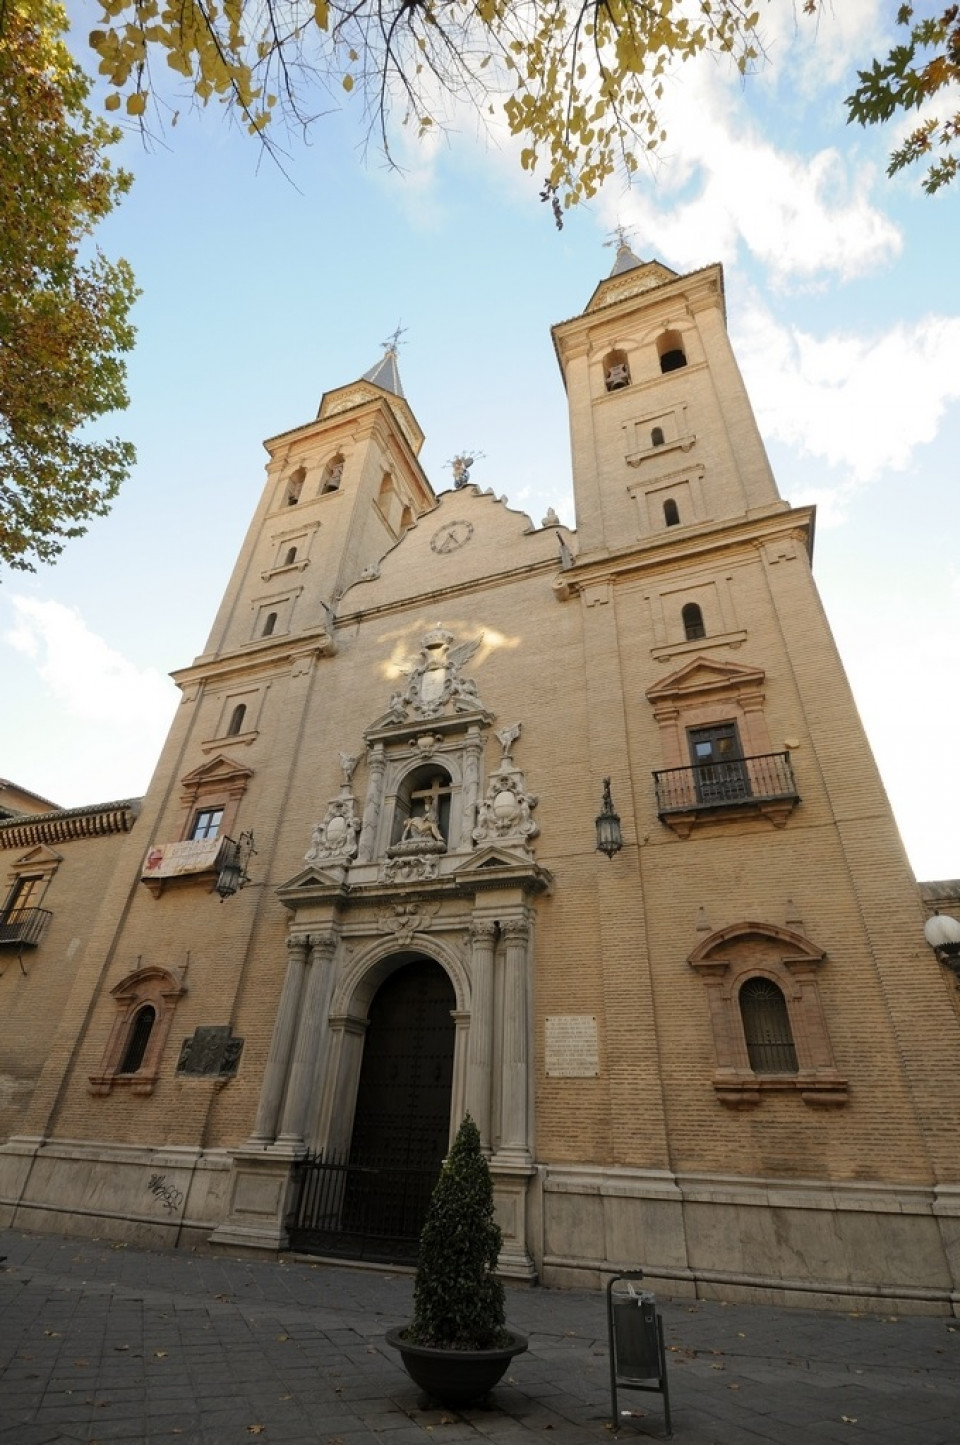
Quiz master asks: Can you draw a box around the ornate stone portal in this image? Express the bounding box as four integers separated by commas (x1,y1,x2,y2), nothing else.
213,629,550,1277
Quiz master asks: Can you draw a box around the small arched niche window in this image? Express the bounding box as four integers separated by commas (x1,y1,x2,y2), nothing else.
651,426,665,447
89,966,187,1098
119,1005,156,1075
603,349,631,392
283,546,297,567
262,612,277,638
227,704,247,737
739,978,798,1074
321,455,344,494
663,498,680,527
285,466,305,506
682,602,705,640
391,765,453,848
657,330,687,373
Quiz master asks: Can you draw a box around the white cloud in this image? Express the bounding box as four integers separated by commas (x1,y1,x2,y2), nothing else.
734,300,960,485
607,53,900,285
4,598,178,803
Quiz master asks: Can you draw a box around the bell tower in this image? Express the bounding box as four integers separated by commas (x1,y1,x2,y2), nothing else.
197,342,436,663
552,243,787,556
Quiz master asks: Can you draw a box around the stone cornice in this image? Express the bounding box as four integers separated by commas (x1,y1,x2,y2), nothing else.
173,625,336,691
552,506,814,600
0,800,141,849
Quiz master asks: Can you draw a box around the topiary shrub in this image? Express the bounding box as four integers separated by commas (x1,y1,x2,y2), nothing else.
407,1114,508,1350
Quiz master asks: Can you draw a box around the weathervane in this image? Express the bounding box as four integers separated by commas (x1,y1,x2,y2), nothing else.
381,322,407,356
604,223,636,253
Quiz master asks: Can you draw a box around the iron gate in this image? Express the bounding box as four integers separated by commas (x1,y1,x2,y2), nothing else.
287,1149,439,1263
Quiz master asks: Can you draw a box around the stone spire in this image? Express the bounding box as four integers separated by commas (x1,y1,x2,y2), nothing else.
608,239,644,276
362,325,406,398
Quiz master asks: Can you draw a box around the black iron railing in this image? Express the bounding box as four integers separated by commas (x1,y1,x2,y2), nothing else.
0,907,52,946
288,1149,438,1263
653,751,798,816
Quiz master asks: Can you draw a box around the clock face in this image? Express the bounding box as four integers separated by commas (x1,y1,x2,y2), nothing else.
430,520,474,555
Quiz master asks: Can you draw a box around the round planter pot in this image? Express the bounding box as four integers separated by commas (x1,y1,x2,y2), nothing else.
384,1326,528,1407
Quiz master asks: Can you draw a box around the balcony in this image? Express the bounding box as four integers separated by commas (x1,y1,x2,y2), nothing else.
0,907,52,947
140,835,239,897
653,751,799,837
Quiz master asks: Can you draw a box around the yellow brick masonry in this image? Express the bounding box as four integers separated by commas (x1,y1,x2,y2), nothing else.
4,250,959,1305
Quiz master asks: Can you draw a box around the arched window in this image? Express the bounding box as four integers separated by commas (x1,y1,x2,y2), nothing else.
285,466,305,506
391,765,453,848
262,612,277,638
119,1005,156,1075
651,426,665,447
227,704,246,737
89,965,189,1097
739,979,798,1074
657,330,687,373
603,349,631,392
284,546,297,567
682,602,705,640
663,499,680,527
321,455,344,494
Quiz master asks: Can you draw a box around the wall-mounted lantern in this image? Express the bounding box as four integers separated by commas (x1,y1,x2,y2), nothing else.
595,778,623,859
216,831,257,900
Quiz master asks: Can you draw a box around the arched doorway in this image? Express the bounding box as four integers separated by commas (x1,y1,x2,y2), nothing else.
350,957,456,1174
290,956,456,1262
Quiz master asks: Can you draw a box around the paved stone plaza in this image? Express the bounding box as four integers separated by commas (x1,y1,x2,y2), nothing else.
1,1229,957,1445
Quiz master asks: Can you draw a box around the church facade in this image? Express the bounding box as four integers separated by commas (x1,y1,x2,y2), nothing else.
2,248,959,1312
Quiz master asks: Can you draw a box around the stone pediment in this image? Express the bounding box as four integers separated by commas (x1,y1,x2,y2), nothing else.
179,755,254,790
689,920,825,967
455,845,553,893
10,842,63,868
276,863,350,901
646,656,766,704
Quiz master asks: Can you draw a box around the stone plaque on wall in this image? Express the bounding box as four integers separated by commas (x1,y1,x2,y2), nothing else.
545,1015,599,1077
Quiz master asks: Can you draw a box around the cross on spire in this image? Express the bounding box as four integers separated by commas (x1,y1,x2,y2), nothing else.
381,322,407,356
604,223,635,253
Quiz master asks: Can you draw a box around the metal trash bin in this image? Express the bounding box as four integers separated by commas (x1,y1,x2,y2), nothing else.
607,1270,672,1437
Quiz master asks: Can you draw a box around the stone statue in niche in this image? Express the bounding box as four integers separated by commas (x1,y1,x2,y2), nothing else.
400,798,445,846
305,752,362,864
384,627,486,722
473,721,539,850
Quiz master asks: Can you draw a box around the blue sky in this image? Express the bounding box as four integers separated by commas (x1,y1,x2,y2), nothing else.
2,0,959,879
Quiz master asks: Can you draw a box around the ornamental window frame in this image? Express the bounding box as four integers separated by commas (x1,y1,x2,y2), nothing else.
88,965,186,1097
688,922,847,1109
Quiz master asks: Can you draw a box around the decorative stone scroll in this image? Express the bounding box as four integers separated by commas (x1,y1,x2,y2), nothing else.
305,752,361,864
473,723,539,851
381,854,440,884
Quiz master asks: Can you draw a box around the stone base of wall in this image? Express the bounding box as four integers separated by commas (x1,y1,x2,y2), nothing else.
537,1165,960,1316
0,1136,233,1251
3,1141,958,1316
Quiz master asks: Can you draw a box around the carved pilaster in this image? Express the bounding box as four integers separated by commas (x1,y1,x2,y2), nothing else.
497,916,532,1166
459,726,484,848
465,920,497,1150
357,744,386,861
249,934,309,1144
276,933,338,1146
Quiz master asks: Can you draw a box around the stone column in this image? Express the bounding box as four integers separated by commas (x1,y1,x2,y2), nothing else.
465,920,497,1150
249,934,309,1144
357,744,386,861
276,933,338,1146
459,726,484,848
497,916,532,1166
